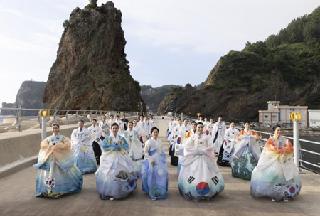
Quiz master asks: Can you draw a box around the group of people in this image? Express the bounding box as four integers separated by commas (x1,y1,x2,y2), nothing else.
34,114,301,202
168,116,302,202
34,115,167,200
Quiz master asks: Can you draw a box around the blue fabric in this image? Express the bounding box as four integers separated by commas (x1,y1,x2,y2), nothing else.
75,151,97,174
141,153,168,200
96,135,137,199
101,137,129,151
35,160,83,198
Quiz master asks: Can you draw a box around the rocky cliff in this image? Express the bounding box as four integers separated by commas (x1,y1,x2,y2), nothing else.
17,81,46,115
140,85,180,113
43,1,144,111
1,81,45,116
159,7,320,121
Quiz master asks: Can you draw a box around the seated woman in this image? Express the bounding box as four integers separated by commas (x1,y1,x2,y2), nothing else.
96,123,137,200
34,123,83,198
123,121,143,178
142,127,168,200
230,122,261,180
251,126,301,202
178,122,224,201
71,120,97,174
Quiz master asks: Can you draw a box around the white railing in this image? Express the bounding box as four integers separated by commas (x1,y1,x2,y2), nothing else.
0,107,144,133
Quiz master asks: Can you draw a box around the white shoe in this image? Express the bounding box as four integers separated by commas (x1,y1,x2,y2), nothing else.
109,197,114,201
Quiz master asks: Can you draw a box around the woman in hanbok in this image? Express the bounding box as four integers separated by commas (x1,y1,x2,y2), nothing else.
217,122,239,166
178,122,224,200
124,121,143,177
142,127,168,200
34,123,83,198
230,123,261,180
71,120,97,174
96,123,137,200
251,126,301,201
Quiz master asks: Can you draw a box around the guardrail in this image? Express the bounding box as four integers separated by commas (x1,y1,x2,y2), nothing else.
0,107,146,133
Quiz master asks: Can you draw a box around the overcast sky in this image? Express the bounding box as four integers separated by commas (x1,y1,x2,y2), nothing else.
0,0,319,104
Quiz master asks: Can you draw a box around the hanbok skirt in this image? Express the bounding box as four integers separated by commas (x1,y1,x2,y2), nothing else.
141,153,168,200
250,151,301,201
131,158,143,178
230,140,261,180
96,152,137,199
35,159,83,198
74,145,97,174
217,140,234,166
178,154,224,200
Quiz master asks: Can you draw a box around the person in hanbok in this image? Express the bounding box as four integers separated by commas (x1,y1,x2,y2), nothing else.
99,115,110,139
96,123,137,200
142,127,168,200
136,116,147,143
251,126,301,201
230,122,261,180
178,122,224,200
212,116,226,154
170,119,185,166
123,121,143,177
167,118,175,141
71,120,97,174
34,123,82,198
217,122,239,166
88,118,102,165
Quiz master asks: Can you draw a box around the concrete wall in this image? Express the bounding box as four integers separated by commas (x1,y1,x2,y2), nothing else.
0,127,76,167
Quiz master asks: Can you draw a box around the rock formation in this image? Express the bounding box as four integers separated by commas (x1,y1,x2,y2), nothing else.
16,80,46,115
43,1,144,111
140,85,180,113
1,81,45,116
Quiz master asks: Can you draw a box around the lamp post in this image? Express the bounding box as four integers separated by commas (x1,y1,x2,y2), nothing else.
39,109,50,140
290,112,302,166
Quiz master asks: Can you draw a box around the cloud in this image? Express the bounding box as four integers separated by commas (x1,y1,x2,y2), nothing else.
115,0,320,54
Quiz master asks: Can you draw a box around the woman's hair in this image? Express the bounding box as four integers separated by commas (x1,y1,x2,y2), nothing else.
197,122,204,126
52,123,60,128
111,122,119,128
272,124,281,132
150,127,159,133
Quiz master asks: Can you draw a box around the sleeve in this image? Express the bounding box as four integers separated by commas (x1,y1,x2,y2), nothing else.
121,137,129,151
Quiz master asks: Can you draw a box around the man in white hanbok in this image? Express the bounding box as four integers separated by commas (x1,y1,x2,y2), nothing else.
124,121,143,177
217,122,239,166
71,120,97,174
88,118,102,165
212,116,226,154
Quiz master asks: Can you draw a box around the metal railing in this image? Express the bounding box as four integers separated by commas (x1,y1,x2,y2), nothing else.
0,107,143,133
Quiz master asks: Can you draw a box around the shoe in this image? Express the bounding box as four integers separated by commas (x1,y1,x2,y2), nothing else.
151,198,157,201
283,198,289,202
109,197,114,201
272,198,276,202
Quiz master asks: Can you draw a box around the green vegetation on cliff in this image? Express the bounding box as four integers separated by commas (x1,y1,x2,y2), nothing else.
159,6,320,120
